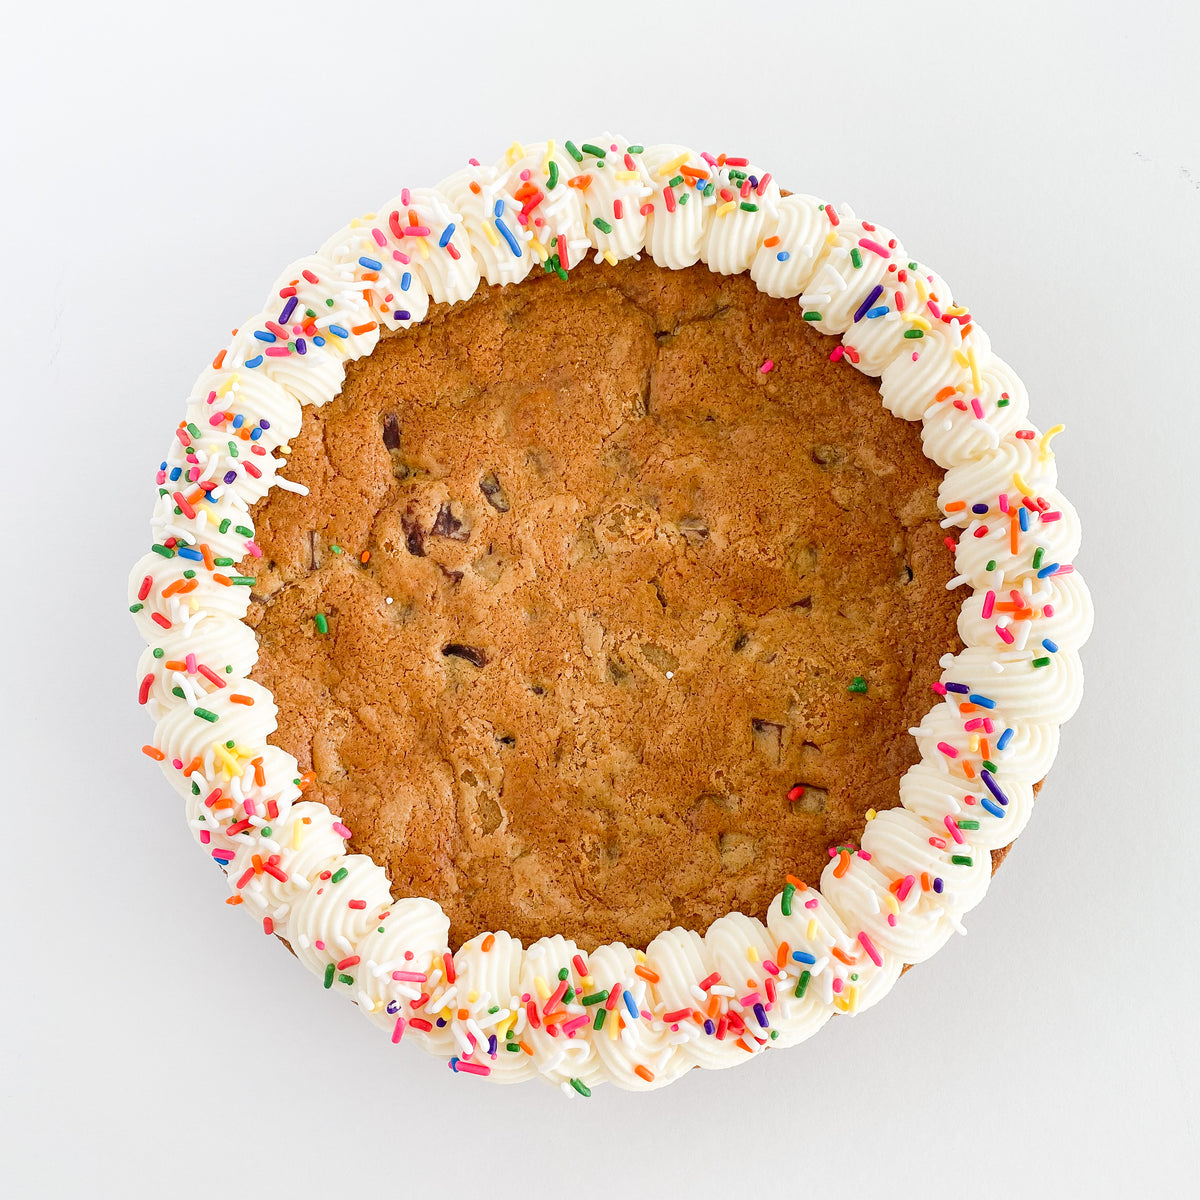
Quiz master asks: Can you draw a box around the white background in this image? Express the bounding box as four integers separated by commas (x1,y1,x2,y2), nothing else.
3,1,1197,1195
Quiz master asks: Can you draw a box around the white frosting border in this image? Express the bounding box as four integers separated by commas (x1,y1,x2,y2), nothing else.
129,136,1092,1094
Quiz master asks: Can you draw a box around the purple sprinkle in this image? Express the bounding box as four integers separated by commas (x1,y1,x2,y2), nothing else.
853,284,884,323
295,339,306,355
278,296,298,325
972,502,989,514
980,769,1010,807
703,1018,715,1035
487,1034,498,1056
386,1001,399,1015
944,682,970,694
259,419,270,430
223,470,237,484
933,877,944,893
436,1017,447,1027
394,310,411,321
753,1003,769,1028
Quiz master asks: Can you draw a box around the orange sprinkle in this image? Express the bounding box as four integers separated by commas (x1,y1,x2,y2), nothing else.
481,934,495,951
469,180,481,194
634,965,660,984
960,323,973,339
979,738,991,760
831,946,856,966
1010,512,1021,555
944,500,967,513
182,756,203,777
934,385,957,403
457,1008,469,1021
225,895,243,905
251,854,264,875
360,270,380,281
199,543,214,571
520,1041,533,1056
350,322,378,336
212,573,232,587
958,702,981,714
776,941,790,968
961,760,976,779
141,745,165,761
785,874,807,890
251,757,265,787
163,660,186,671
212,349,227,370
298,771,316,792
230,694,254,706
212,799,235,811
360,550,371,564
735,1038,753,1053
889,877,904,894
567,174,592,191
763,235,781,247
161,578,197,598
833,849,851,878
634,1065,655,1083
707,995,721,1018
920,872,932,891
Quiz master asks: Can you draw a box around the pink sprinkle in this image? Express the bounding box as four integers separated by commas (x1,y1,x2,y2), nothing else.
756,172,772,196
928,300,942,320
332,822,352,839
1041,511,1062,522
982,590,996,619
372,227,387,247
937,741,959,759
971,398,984,419
453,1059,491,1077
897,874,915,902
762,959,780,976
858,238,891,258
1054,564,1075,575
401,188,411,205
1044,604,1056,618
805,898,819,910
859,851,871,861
964,718,986,731
403,226,432,238
314,940,325,951
392,970,428,983
829,345,845,363
858,932,883,967
209,412,226,427
931,681,948,696
200,829,210,844
391,1017,406,1043
245,541,262,558
888,914,897,926
944,815,965,845
995,624,1015,644
392,250,411,264
998,492,1010,513
561,1014,590,1037
760,359,774,373
832,977,844,993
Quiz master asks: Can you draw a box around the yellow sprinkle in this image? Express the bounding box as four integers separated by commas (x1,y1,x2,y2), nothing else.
292,820,304,850
534,976,550,1001
1012,471,1035,497
467,990,478,1004
904,314,932,332
634,949,646,962
529,237,549,263
212,742,242,778
602,249,617,267
969,734,981,753
884,892,899,916
716,200,736,218
505,141,526,165
914,275,929,303
349,217,363,228
615,169,639,181
825,230,838,247
654,152,689,179
945,303,969,317
806,919,818,940
1040,423,1065,459
608,1009,620,1039
746,945,759,963
542,140,555,175
866,808,877,820
216,377,235,398
846,986,859,1013
967,346,981,393
416,237,430,260
953,349,970,370
481,221,499,247
834,994,850,1013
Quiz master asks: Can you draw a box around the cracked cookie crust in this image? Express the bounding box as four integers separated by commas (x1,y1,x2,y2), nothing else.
243,255,964,951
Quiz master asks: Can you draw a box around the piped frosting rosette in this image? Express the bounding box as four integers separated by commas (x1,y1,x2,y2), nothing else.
130,135,1089,1093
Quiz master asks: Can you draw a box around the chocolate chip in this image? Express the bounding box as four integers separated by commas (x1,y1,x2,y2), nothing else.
381,413,402,450
442,643,487,667
479,472,510,512
401,512,425,556
431,502,469,541
732,630,751,652
497,734,516,747
791,596,813,610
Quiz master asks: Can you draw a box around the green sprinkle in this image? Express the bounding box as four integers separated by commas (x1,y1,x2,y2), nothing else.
558,967,569,981
569,1077,592,1097
305,308,316,318
1031,657,1051,669
547,160,559,190
985,560,997,572
580,142,605,159
186,423,201,439
228,442,239,458
235,525,253,538
326,297,335,307
218,518,231,534
727,169,747,184
330,544,343,555
323,964,335,989
183,569,196,580
313,613,329,635
957,819,980,830
191,781,201,795
592,217,613,234
152,648,164,659
194,707,219,723
581,990,609,1005
951,855,974,866
781,882,796,916
151,544,175,558
627,144,644,154
129,603,144,613
908,261,918,270
997,396,1011,407
678,192,689,205
225,740,235,748
565,140,583,162
770,1030,779,1040
593,1007,606,1031
213,556,234,567
488,1005,500,1015
563,987,575,1004
260,826,272,838
505,1042,522,1052
903,329,924,339
668,173,684,188
850,248,863,269
848,676,868,694
338,973,354,987
982,760,997,773
795,970,811,999
1032,546,1045,569
230,576,255,586
803,311,822,321
739,201,758,213
702,181,715,198
331,867,348,883
172,686,186,699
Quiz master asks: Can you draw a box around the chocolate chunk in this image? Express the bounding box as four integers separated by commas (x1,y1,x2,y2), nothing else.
431,502,469,541
308,530,320,571
401,513,426,556
479,472,510,512
732,630,751,652
442,643,487,667
382,413,402,450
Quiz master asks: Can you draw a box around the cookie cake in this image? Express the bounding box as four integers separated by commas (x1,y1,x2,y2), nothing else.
129,135,1091,1093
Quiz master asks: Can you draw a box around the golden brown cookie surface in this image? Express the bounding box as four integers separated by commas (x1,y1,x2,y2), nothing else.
244,256,964,951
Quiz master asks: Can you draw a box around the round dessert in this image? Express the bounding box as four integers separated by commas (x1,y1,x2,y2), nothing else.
130,136,1091,1093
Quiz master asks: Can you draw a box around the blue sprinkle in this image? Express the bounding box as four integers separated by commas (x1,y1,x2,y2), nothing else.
1019,507,1029,532
967,693,996,709
493,199,505,218
853,284,884,323
438,222,456,248
295,339,306,355
753,1002,769,1029
400,271,412,291
393,310,411,322
253,330,276,343
231,413,244,429
250,427,262,441
972,503,989,515
495,216,521,257
980,796,1006,819
327,324,349,339
159,461,167,471
223,470,237,484
776,250,790,262
944,682,970,694
1042,638,1059,653
168,466,182,482
865,304,889,319
313,336,326,348
997,727,1014,751
278,296,298,325
244,354,263,368
448,1056,459,1072
623,990,639,1021
933,877,944,894
1037,562,1060,578
358,256,382,270
791,950,817,965
177,547,203,562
